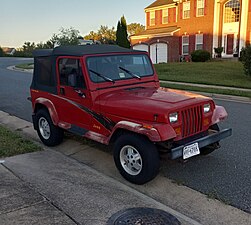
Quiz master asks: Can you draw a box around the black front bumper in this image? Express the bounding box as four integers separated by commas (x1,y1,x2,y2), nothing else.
170,128,232,160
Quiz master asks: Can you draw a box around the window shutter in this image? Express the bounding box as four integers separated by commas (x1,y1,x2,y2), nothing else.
194,0,197,17
147,12,150,27
179,36,182,55
180,3,183,19
174,7,177,22
155,11,158,25
203,34,207,49
168,8,171,23
204,0,207,15
159,10,162,25
189,35,196,53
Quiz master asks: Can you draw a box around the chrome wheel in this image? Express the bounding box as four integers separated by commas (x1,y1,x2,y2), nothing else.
38,117,50,140
120,145,142,176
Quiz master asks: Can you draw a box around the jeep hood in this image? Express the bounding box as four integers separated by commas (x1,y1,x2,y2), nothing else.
98,87,210,123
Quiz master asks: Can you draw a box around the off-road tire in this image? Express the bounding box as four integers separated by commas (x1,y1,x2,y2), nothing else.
35,109,64,146
113,133,160,185
200,124,220,155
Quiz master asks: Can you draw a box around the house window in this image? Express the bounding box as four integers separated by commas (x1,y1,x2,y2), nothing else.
162,9,168,24
150,11,155,26
195,34,203,50
182,35,189,55
183,1,190,19
224,0,240,23
197,0,205,16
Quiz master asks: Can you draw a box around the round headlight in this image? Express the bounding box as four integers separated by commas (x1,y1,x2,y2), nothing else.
169,112,178,123
204,103,211,113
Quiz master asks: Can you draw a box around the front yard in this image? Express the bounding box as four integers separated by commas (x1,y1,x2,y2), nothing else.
155,61,251,89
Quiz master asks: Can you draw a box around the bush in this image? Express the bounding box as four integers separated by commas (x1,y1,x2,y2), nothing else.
240,46,251,76
0,47,4,57
191,50,211,62
214,47,223,58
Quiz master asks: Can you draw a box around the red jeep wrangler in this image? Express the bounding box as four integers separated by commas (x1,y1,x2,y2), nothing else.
30,45,232,184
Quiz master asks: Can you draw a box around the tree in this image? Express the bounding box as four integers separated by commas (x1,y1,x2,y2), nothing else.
127,23,145,36
52,27,80,46
240,46,251,77
84,26,116,44
116,15,130,48
0,47,4,57
16,42,36,57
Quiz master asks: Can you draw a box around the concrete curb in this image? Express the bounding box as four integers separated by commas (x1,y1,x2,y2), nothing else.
7,65,33,73
160,80,251,93
0,110,250,225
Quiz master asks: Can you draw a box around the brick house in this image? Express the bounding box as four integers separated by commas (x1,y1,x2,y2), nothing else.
130,0,251,63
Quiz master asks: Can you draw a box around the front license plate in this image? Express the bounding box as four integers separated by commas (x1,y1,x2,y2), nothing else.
183,143,200,160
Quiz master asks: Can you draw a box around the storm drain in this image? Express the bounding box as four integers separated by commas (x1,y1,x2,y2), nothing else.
106,207,181,225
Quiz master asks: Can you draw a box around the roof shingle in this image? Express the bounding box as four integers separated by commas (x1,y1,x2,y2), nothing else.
130,26,180,37
145,0,175,9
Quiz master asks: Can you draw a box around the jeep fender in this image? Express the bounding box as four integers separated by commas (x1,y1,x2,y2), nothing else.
109,121,176,143
212,105,228,125
34,98,59,125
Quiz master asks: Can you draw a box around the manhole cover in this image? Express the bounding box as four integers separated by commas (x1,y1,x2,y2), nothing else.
107,207,181,225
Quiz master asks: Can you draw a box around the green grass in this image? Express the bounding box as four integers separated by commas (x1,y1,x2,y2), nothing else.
161,82,251,98
0,125,41,158
15,63,34,70
155,61,251,89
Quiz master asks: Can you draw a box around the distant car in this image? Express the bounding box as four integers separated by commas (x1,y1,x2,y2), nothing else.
30,45,232,184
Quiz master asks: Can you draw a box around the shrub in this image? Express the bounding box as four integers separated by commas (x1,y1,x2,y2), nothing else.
240,46,251,76
214,47,223,58
0,47,4,57
191,50,211,62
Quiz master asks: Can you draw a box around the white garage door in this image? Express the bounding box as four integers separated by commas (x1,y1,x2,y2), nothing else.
150,43,168,64
133,44,149,53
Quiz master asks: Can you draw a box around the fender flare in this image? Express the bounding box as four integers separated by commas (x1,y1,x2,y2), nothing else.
34,98,59,125
109,121,176,143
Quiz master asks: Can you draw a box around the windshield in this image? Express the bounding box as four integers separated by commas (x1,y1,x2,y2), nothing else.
87,54,154,83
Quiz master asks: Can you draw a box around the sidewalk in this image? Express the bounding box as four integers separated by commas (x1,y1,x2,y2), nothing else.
0,110,250,225
160,80,251,93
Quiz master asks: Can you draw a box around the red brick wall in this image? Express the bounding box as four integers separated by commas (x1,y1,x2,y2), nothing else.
177,0,215,54
144,0,215,54
134,0,224,61
247,1,251,45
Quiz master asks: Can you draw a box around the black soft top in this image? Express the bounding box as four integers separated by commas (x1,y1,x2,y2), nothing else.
33,45,141,57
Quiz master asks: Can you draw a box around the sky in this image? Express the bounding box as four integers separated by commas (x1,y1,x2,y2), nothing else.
0,0,154,48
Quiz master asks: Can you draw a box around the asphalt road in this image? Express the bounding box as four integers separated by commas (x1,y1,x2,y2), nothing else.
0,57,33,121
0,57,250,213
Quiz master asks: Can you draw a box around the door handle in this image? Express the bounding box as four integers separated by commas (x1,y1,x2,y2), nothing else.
74,89,86,98
60,87,65,95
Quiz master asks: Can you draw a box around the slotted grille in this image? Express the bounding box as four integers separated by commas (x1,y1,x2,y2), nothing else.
181,106,203,138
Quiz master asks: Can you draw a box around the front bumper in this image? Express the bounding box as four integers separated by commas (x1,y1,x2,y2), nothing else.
170,128,232,160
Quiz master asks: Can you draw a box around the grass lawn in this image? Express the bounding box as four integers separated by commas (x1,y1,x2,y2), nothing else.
155,61,251,89
161,82,251,98
0,125,41,158
15,63,34,70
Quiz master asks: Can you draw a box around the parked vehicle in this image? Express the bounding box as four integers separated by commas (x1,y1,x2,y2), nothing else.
30,45,232,184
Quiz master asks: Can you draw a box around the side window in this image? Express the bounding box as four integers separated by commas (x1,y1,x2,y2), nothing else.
58,58,86,89
36,57,54,86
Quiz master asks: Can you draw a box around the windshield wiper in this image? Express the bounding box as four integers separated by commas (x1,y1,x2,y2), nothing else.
119,66,141,80
89,69,115,84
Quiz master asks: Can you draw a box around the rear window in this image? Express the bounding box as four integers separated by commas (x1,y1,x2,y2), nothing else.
87,54,153,83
